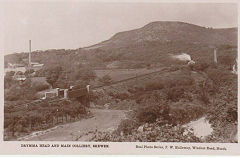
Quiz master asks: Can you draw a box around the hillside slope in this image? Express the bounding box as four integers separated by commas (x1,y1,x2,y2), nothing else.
4,21,237,69
86,21,237,50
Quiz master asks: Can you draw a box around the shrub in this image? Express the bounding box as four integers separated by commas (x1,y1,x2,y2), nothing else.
218,55,235,70
5,92,20,101
71,81,88,89
206,68,233,88
197,81,210,104
33,83,49,92
114,92,130,101
226,107,237,123
170,104,206,125
5,71,15,77
166,87,185,102
4,98,89,140
4,87,22,101
5,85,38,101
24,69,34,76
74,66,97,82
34,69,46,77
39,102,50,108
144,79,164,91
193,61,209,71
136,104,161,123
4,73,16,89
4,117,12,128
89,91,99,102
165,74,194,88
116,119,137,135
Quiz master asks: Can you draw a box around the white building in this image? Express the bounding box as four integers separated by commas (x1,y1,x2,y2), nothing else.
13,74,26,81
4,63,26,76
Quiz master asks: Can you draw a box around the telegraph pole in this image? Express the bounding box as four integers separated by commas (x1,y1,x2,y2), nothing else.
29,40,31,67
214,48,217,64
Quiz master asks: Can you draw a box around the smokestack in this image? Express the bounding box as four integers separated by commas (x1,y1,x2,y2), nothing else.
214,48,217,63
29,40,31,67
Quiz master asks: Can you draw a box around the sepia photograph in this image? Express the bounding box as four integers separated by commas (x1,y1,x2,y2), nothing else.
2,0,238,147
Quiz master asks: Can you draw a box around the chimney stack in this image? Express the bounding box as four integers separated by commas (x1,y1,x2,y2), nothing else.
214,48,217,63
29,40,31,67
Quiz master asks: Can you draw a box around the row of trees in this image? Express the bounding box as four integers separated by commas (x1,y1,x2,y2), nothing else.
35,64,97,89
4,99,88,140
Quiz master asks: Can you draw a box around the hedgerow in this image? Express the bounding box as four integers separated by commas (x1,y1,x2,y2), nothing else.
4,99,88,140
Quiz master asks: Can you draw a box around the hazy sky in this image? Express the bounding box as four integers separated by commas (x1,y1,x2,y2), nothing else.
2,1,238,55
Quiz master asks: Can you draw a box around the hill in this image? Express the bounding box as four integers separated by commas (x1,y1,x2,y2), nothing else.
86,21,237,50
4,21,238,69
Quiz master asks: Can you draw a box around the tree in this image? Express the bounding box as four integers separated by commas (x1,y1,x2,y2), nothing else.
45,66,62,88
24,69,34,76
15,71,24,75
8,115,20,137
5,71,15,77
46,73,59,88
74,66,96,83
4,72,15,89
219,55,235,70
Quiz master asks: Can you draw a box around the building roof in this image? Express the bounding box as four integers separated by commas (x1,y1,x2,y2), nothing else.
13,75,26,80
8,63,25,67
32,64,44,67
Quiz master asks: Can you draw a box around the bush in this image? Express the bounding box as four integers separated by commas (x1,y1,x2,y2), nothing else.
206,68,234,88
165,74,194,88
4,87,22,101
4,72,16,89
116,119,137,135
71,81,88,89
4,85,38,101
113,92,130,101
24,69,34,76
193,61,209,71
136,104,161,123
4,99,89,140
74,66,96,82
227,107,237,123
145,79,164,91
197,81,210,104
5,71,15,77
5,94,20,101
218,55,235,70
170,104,206,125
33,83,49,92
166,87,185,102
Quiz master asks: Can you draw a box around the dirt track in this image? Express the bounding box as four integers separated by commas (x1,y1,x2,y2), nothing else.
19,109,126,141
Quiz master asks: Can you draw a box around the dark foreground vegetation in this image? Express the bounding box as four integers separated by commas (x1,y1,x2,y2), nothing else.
90,61,237,142
4,99,89,140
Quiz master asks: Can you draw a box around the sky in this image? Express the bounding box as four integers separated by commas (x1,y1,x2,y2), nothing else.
1,1,238,55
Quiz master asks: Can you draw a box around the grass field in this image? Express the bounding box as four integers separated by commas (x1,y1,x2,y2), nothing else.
94,68,162,82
